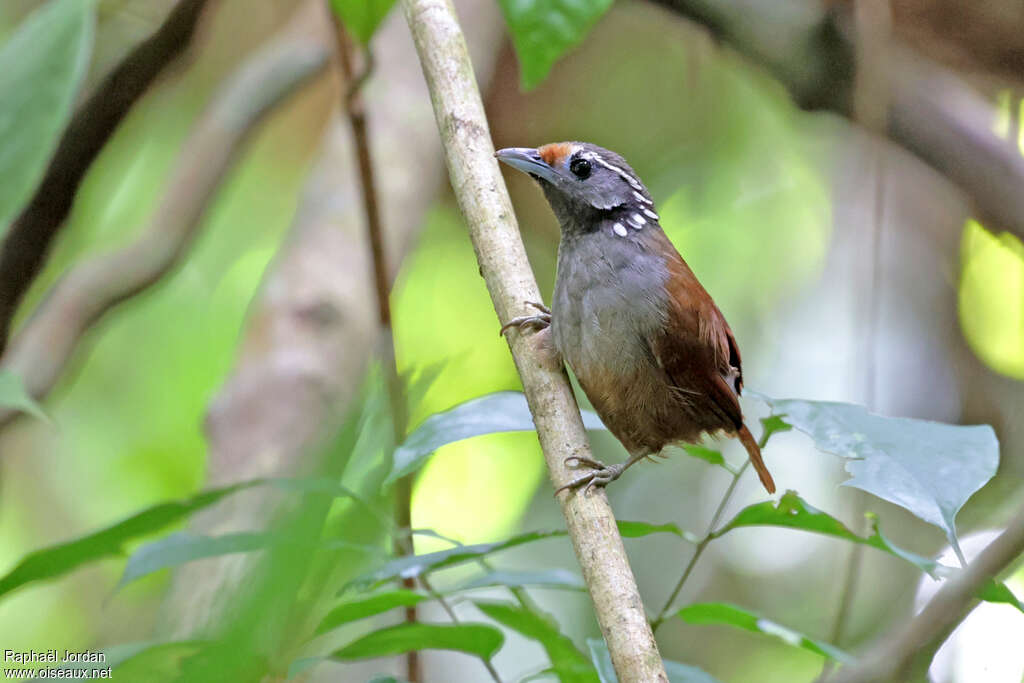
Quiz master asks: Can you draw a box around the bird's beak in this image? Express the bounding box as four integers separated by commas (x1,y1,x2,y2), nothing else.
495,147,558,183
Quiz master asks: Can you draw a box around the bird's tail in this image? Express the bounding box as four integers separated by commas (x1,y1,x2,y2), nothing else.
738,424,776,494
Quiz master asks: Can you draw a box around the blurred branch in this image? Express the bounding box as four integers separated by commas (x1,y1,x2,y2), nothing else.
0,39,329,431
648,0,1024,240
401,1,666,681
162,0,507,649
828,500,1024,683
0,0,213,353
331,16,428,683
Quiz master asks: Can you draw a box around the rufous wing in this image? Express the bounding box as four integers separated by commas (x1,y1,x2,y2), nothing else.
647,230,776,493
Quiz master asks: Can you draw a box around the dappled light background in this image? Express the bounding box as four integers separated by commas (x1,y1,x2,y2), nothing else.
0,0,1022,681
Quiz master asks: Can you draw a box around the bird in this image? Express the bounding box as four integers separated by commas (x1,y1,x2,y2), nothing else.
495,141,776,495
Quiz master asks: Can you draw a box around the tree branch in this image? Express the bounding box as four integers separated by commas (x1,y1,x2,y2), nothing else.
401,1,667,681
0,39,329,430
829,500,1024,683
649,0,1024,240
0,0,213,351
161,0,507,644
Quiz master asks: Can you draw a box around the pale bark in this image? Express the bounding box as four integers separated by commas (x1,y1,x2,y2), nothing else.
0,34,328,430
401,1,668,681
829,501,1024,683
162,0,506,646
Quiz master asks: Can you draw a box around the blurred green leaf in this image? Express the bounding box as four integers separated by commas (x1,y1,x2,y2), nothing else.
978,578,1024,612
617,520,699,544
331,622,504,661
28,641,174,681
757,395,999,558
0,482,253,599
0,0,94,231
0,476,363,600
110,641,205,680
0,370,48,422
497,0,614,90
316,589,427,635
474,600,598,683
115,531,277,591
348,529,566,590
388,391,604,484
587,638,723,683
679,445,731,471
676,603,854,664
758,414,792,444
328,0,396,44
458,569,585,592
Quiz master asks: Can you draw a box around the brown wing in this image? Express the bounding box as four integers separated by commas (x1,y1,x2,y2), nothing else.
647,230,744,432
648,230,777,493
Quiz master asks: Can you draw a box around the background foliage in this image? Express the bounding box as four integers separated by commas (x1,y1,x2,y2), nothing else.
0,0,1022,681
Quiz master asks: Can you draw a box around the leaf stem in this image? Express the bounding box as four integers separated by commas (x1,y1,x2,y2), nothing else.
651,460,749,631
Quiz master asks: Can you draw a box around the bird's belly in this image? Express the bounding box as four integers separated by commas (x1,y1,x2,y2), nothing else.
552,266,702,453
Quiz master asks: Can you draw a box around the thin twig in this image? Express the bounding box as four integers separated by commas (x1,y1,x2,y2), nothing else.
401,1,667,680
0,40,329,430
330,13,422,682
828,501,1024,683
652,455,755,631
0,0,212,352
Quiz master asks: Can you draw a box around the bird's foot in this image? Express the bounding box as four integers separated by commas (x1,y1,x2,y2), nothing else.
554,456,626,496
500,301,552,336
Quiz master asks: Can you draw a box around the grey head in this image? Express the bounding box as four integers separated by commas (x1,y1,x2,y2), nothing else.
495,142,659,237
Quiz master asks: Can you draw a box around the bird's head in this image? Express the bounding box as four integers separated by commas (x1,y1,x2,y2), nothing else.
496,142,656,233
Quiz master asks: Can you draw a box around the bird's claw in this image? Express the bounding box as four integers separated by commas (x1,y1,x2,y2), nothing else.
554,456,625,496
500,301,552,337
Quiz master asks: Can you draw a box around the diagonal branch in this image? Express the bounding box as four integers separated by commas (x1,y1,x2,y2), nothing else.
649,0,1024,241
0,39,329,431
0,0,214,351
828,500,1024,683
401,1,667,681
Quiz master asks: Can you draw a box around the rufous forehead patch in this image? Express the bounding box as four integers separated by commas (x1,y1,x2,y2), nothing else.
538,142,574,167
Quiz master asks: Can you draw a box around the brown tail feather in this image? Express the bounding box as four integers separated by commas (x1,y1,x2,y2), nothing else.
738,424,776,494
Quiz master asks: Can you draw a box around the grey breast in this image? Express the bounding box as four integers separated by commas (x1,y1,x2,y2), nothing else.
551,226,670,385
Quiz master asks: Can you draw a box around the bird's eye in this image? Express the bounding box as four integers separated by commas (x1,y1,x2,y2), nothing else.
569,157,591,180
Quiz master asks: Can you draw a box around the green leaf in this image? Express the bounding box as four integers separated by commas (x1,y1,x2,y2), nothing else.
328,0,397,44
0,476,361,601
587,638,723,683
0,482,253,599
475,600,597,683
331,622,504,661
978,579,1024,612
316,589,427,635
27,641,174,680
676,603,854,664
757,395,999,556
115,531,277,591
679,445,731,471
712,491,937,570
496,0,614,90
713,495,1022,613
0,0,94,231
617,520,700,544
458,569,585,592
388,391,604,483
110,641,205,680
0,370,48,422
347,529,566,590
758,414,792,445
